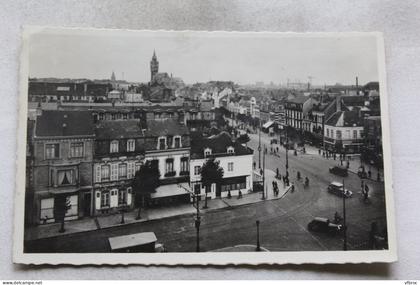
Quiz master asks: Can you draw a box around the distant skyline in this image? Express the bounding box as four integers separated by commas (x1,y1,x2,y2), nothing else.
28,29,380,86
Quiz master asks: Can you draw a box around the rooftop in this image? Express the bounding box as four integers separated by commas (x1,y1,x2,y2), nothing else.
35,110,94,138
325,110,364,127
191,131,253,159
95,120,144,140
144,118,189,137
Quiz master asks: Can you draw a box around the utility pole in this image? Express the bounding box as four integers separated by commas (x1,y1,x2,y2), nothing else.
256,220,261,251
285,128,289,179
342,178,347,251
262,146,266,200
258,120,262,169
195,194,201,252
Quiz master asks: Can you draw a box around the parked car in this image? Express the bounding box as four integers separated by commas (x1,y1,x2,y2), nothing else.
327,182,353,198
307,217,343,234
329,166,348,177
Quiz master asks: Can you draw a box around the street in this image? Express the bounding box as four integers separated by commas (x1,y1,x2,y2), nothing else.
25,120,387,253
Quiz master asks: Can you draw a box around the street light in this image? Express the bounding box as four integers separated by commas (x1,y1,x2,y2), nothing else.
256,220,261,251
179,184,201,252
262,146,266,200
342,178,347,251
258,120,262,169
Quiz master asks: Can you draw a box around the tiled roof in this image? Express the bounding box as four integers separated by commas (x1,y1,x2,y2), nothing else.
325,111,364,127
95,120,144,140
35,110,94,138
191,131,253,159
144,119,189,137
287,95,310,104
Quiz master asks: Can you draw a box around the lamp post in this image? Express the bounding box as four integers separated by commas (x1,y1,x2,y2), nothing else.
256,220,261,251
262,146,266,200
285,127,289,179
342,178,347,251
258,120,262,169
179,184,201,252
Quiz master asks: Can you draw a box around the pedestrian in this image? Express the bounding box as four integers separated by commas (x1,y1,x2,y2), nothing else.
260,168,263,176
334,153,336,160
276,146,279,153
318,149,321,155
253,161,256,170
291,183,295,192
368,169,372,178
347,160,350,169
377,172,381,182
364,191,369,202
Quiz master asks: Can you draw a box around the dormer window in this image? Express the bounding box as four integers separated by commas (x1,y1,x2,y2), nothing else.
127,139,135,152
158,136,167,150
227,146,235,154
173,136,182,148
204,147,212,157
110,140,119,153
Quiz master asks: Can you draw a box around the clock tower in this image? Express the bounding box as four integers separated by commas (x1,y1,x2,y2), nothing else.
150,50,159,82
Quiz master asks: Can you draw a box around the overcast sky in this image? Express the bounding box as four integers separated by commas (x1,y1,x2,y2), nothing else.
28,29,380,85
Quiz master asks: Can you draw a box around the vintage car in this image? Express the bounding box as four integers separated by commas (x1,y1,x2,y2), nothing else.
329,166,348,177
327,182,353,198
307,217,343,234
108,232,166,253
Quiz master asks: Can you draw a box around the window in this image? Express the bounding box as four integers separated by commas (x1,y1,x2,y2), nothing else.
227,146,235,154
57,169,74,186
165,158,174,176
40,198,54,222
127,139,135,152
101,191,110,207
180,157,189,173
228,162,234,172
101,165,110,181
127,162,135,179
119,163,127,179
353,130,358,139
336,130,342,140
174,136,181,148
70,142,84,158
45,143,60,159
194,165,201,175
118,189,127,205
204,148,212,157
158,137,166,150
346,130,351,139
110,140,119,153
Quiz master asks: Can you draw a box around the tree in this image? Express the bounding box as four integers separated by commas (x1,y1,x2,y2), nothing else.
200,158,224,208
54,195,71,233
237,133,250,146
132,160,161,219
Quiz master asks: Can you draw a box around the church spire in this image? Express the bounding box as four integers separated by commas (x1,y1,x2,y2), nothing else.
111,70,116,81
150,49,159,82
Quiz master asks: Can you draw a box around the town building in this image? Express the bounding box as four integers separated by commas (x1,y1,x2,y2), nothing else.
323,102,364,154
363,116,383,167
28,110,95,225
92,120,145,215
285,95,316,131
189,132,254,199
143,119,192,205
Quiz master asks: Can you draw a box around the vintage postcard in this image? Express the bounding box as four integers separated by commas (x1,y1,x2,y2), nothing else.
14,27,397,265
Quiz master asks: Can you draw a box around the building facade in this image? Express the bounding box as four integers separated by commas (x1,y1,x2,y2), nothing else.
190,132,254,200
28,110,95,225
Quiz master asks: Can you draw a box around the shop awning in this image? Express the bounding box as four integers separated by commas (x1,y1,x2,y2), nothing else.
150,182,190,199
49,188,79,195
262,121,275,129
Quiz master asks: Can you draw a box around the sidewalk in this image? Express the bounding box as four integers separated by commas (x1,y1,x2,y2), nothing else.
25,178,290,241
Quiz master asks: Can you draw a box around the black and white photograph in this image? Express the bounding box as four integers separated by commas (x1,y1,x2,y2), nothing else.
14,27,396,265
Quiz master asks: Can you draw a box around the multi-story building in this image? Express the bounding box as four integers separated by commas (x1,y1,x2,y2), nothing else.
189,132,254,199
143,119,192,205
324,106,364,154
28,110,95,225
285,95,316,131
363,116,383,166
92,120,145,215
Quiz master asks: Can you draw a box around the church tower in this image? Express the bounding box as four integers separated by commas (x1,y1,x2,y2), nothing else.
150,50,159,82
